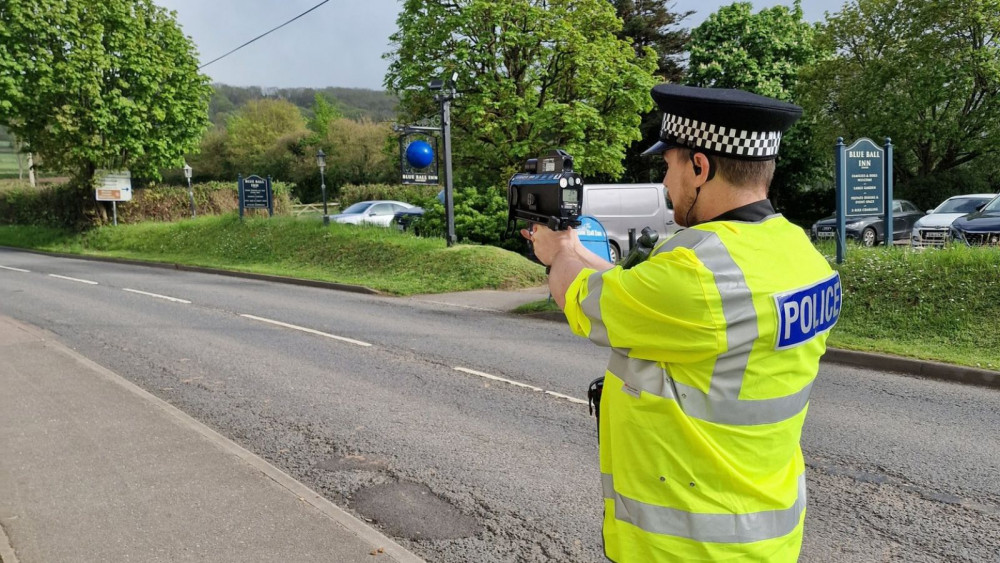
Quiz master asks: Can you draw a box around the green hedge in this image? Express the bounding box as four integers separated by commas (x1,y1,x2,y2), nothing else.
0,182,85,228
338,183,442,207
0,180,293,229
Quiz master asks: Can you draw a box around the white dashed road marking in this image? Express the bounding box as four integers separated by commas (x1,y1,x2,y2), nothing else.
240,314,372,347
0,265,30,272
123,288,192,304
49,274,98,285
11,260,582,408
453,367,588,405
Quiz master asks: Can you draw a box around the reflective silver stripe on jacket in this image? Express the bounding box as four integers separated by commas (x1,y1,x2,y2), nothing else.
607,352,812,425
581,272,611,346
590,224,811,425
601,471,807,544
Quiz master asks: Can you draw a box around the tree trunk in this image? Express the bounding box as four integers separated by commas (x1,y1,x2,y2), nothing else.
27,152,35,187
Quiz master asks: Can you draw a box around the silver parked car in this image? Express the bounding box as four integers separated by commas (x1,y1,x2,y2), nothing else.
910,194,995,247
330,200,418,227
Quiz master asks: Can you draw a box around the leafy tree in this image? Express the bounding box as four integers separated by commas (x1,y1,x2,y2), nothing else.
283,117,396,203
308,93,343,136
186,126,229,181
686,1,829,217
225,99,308,177
323,118,395,188
208,90,237,126
384,0,658,186
801,0,1000,192
610,0,693,183
0,0,211,182
612,0,691,82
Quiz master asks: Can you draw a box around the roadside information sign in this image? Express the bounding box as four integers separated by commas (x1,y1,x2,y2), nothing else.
238,174,274,218
834,137,895,263
844,138,885,217
95,170,133,202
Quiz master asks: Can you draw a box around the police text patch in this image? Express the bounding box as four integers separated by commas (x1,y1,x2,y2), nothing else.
773,273,841,350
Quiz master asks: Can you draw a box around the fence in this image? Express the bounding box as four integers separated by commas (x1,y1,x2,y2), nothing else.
291,202,339,216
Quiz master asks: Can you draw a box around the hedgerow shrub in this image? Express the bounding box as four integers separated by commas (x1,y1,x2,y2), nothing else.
0,180,293,228
0,181,85,228
338,183,441,207
413,186,528,251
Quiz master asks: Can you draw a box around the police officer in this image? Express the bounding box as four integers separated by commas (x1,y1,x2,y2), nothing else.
523,84,841,562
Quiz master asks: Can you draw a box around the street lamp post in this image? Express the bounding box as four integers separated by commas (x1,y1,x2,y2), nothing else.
317,149,329,226
183,162,196,218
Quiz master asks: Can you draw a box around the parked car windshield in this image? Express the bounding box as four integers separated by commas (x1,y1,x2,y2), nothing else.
981,196,1000,213
341,202,373,214
936,197,991,214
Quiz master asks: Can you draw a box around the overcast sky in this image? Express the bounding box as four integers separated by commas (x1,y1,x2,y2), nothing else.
155,0,847,91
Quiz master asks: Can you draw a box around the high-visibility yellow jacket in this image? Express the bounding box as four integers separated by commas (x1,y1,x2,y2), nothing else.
564,206,840,562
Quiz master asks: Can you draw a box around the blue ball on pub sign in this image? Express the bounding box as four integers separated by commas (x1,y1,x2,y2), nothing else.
405,140,435,169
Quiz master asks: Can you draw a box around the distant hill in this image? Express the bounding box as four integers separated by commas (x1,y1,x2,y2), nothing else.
209,84,398,125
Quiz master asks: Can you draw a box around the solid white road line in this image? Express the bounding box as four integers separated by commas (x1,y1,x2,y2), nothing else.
240,314,372,347
544,390,589,405
453,366,588,405
48,274,98,285
123,288,192,304
0,265,30,272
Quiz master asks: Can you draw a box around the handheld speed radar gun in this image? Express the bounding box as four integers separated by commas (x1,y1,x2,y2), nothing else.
505,149,583,236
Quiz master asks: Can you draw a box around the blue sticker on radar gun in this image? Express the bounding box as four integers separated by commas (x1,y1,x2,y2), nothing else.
774,273,842,350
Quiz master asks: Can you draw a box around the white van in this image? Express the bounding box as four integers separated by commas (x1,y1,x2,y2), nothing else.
581,183,679,263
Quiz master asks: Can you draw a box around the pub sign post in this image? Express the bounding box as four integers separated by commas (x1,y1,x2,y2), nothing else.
834,137,895,263
238,174,274,220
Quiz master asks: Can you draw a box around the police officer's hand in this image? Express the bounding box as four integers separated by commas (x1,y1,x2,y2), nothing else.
520,224,579,266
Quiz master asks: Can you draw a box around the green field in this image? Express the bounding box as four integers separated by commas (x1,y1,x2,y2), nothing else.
0,142,22,179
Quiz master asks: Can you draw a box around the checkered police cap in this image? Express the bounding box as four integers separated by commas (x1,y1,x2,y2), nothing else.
641,84,803,161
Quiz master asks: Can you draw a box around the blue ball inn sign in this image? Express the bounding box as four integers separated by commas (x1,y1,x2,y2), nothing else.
844,138,885,216
834,137,895,263
238,174,274,218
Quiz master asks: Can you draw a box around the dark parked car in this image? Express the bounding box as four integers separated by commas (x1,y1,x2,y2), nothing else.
810,199,923,246
393,206,425,232
949,193,1000,246
393,190,445,233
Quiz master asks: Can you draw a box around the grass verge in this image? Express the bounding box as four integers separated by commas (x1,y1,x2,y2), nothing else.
516,242,1000,371
0,214,547,295
820,243,1000,370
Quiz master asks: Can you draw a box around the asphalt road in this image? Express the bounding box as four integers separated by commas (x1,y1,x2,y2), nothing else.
1,248,997,562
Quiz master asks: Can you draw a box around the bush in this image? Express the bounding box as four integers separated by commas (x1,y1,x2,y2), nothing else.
338,183,442,207
414,186,528,251
0,180,293,228
0,181,86,228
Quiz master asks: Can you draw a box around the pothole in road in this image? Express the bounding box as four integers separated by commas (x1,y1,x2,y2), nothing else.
351,481,483,541
313,454,388,472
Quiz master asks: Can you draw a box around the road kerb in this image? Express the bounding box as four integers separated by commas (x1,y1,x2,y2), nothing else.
0,518,18,563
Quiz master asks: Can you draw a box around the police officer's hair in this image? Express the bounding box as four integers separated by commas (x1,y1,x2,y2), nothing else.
692,150,776,189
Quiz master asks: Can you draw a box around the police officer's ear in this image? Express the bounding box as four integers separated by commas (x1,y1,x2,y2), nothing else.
689,151,702,176
689,151,715,183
